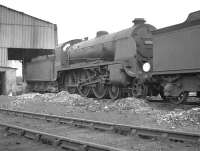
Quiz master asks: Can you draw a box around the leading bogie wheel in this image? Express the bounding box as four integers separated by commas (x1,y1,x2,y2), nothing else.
168,92,188,105
64,73,77,94
132,83,148,98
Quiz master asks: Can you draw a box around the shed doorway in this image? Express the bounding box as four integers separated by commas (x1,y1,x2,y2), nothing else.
0,72,5,95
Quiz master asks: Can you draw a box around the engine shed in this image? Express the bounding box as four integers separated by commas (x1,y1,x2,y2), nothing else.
0,5,58,95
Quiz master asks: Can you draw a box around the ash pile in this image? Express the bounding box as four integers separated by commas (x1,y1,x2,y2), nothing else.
10,91,151,113
2,91,200,131
157,107,200,129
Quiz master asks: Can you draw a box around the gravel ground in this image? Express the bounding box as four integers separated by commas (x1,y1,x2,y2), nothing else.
0,113,196,151
0,92,200,134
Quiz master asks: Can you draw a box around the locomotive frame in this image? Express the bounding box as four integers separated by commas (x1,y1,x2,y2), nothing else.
26,18,156,100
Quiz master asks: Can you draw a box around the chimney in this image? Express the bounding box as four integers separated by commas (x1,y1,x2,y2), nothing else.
96,31,109,37
84,37,88,41
132,18,146,25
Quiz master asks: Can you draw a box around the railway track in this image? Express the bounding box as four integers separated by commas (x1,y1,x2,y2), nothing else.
0,122,124,151
0,127,61,151
0,108,200,145
147,96,200,105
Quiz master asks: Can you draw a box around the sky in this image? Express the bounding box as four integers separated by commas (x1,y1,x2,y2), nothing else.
1,0,200,76
1,0,200,43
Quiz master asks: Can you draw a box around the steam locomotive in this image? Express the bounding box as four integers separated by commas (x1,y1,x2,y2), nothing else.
25,10,200,104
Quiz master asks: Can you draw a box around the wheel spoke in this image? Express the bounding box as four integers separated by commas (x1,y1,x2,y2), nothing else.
92,83,107,99
77,71,91,97
108,85,121,100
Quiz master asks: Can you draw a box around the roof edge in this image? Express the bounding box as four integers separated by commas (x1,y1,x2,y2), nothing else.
0,4,55,25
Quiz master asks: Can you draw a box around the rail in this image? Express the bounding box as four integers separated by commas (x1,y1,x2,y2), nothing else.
0,122,124,151
0,108,200,144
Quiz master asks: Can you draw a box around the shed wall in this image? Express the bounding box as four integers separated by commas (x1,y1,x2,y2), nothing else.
5,68,16,95
0,67,16,95
0,47,7,66
25,56,56,81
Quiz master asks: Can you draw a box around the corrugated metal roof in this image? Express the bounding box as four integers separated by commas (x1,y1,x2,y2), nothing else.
0,4,54,25
0,4,58,49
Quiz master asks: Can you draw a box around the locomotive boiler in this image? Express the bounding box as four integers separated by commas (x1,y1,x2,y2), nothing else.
55,18,156,99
